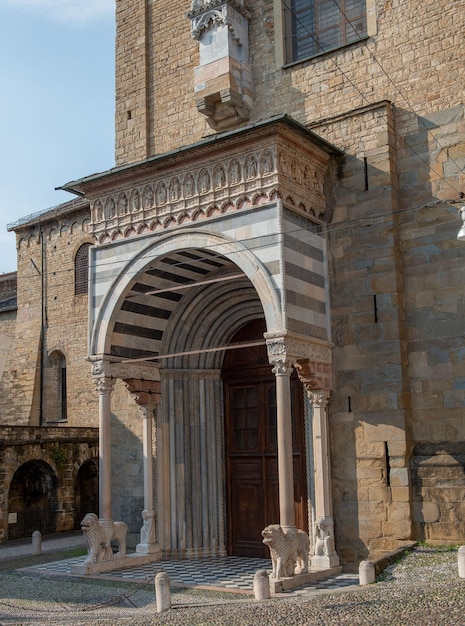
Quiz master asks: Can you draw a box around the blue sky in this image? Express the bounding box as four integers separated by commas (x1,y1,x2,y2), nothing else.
0,0,115,274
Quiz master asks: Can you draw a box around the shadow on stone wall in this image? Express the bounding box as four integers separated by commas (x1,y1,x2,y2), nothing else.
110,409,145,549
74,458,99,529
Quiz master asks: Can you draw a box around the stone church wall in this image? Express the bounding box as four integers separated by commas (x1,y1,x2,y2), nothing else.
111,0,465,561
0,312,16,382
1,0,463,561
0,202,98,427
115,0,463,167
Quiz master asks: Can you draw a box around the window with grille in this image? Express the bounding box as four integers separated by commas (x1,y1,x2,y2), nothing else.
74,243,91,295
285,0,367,64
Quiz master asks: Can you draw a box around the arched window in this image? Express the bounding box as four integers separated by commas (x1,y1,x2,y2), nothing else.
75,243,91,295
46,351,67,422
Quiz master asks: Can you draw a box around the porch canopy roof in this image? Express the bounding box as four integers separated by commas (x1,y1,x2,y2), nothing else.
60,114,343,201
64,115,339,372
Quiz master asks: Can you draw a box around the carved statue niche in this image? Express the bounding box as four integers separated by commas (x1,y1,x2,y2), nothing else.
189,1,252,130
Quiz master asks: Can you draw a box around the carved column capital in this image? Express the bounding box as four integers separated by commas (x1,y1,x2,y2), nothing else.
265,334,286,357
93,376,115,395
90,357,112,377
271,358,294,377
307,389,331,407
266,336,294,376
90,358,116,396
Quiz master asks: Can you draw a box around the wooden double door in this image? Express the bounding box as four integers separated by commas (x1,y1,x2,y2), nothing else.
223,334,307,557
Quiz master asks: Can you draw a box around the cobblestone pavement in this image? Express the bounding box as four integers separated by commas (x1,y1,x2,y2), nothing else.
0,543,464,625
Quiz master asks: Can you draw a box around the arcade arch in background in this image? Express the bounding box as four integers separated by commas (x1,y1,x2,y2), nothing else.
8,460,58,540
74,458,99,529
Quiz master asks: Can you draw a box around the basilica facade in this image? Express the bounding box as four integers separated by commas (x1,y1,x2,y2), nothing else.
1,0,464,568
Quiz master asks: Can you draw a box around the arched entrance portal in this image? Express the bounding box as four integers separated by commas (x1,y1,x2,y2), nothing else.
222,320,308,557
8,461,58,540
89,233,313,558
74,459,99,529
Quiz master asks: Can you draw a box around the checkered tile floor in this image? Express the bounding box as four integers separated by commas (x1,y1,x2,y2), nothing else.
281,573,360,595
20,554,359,595
105,556,272,590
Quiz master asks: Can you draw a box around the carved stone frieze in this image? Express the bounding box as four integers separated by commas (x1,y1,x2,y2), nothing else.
285,338,332,363
265,333,332,367
88,124,334,244
278,145,326,217
90,146,281,242
89,357,160,383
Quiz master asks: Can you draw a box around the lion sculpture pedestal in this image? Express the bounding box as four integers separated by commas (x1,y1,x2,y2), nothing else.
262,524,310,579
261,523,342,593
71,512,163,575
80,513,128,564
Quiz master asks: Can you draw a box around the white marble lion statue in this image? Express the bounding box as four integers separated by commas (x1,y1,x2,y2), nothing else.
81,513,128,565
262,523,310,578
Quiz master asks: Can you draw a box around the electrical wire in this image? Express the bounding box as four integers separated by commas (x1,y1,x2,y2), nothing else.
280,0,463,196
6,3,465,284
8,194,462,290
328,0,465,176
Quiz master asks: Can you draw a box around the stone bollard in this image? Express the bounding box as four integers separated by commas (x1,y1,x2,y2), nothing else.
32,530,42,556
155,571,171,613
253,569,271,600
458,546,465,578
359,560,376,585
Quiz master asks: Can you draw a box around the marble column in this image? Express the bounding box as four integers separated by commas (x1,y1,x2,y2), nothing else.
93,375,115,523
124,379,162,557
272,358,297,535
307,389,340,568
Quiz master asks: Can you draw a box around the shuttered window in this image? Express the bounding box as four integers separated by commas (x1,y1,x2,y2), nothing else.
285,0,367,63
